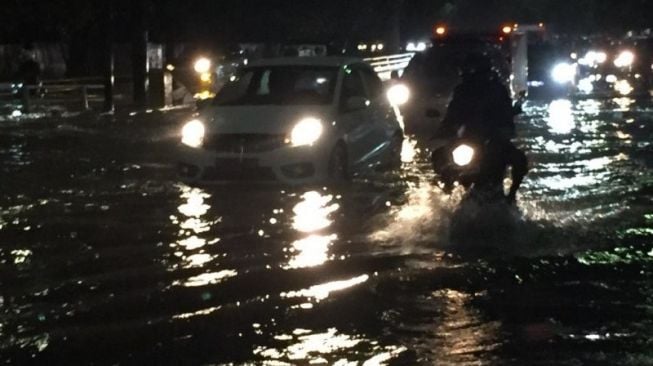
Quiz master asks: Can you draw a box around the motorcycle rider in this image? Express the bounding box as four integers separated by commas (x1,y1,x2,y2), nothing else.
435,52,528,203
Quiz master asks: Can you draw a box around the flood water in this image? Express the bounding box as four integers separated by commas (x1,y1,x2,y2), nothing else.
2,98,653,365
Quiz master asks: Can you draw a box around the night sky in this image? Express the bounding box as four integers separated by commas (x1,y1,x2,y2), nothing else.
1,0,651,45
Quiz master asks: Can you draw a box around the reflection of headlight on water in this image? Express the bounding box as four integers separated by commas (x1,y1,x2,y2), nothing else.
290,118,323,147
577,77,594,94
551,62,576,84
181,119,205,148
579,50,607,66
614,51,635,68
615,80,634,96
452,144,474,166
386,84,410,106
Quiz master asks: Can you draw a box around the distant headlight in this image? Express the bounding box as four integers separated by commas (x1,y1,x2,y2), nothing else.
181,119,205,148
452,144,475,167
291,118,323,147
387,84,410,106
551,63,576,84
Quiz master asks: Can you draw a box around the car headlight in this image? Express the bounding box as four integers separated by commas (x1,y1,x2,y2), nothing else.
387,84,410,106
291,118,323,147
181,119,205,148
551,62,576,84
452,144,475,166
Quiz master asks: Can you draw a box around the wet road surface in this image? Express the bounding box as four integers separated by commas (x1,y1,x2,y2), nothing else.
2,98,653,365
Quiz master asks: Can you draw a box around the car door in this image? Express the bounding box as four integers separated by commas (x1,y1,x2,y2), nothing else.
359,66,400,157
337,66,377,166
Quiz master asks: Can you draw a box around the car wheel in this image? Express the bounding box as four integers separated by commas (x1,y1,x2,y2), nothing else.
328,143,349,182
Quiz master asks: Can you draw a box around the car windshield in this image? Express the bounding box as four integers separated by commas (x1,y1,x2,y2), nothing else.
213,66,338,106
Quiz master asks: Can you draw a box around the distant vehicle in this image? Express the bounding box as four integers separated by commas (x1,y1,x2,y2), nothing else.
396,30,512,136
177,57,403,184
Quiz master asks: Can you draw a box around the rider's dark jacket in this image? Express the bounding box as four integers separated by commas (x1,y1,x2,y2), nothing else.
438,72,515,141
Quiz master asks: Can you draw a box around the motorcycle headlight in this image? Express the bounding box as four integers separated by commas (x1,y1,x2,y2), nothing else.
181,119,205,148
452,144,475,166
290,118,323,147
387,84,410,106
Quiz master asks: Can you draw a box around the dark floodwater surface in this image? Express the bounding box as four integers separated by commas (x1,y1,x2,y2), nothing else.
2,99,653,365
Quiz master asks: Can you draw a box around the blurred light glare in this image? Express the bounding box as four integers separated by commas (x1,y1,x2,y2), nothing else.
502,26,512,34
194,57,211,74
614,51,635,68
435,26,447,35
580,51,607,66
387,84,410,106
606,74,618,83
551,62,576,84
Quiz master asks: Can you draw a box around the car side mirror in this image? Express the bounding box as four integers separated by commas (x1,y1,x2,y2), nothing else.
425,108,441,118
344,96,369,112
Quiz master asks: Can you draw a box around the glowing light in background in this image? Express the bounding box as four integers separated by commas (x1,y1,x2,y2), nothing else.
548,99,574,134
292,191,339,233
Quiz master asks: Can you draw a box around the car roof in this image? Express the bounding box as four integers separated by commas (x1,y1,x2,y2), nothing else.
247,56,366,68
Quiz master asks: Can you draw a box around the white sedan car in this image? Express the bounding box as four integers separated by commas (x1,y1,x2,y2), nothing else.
178,57,403,184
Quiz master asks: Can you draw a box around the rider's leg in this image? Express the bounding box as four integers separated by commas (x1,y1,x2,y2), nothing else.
507,145,528,202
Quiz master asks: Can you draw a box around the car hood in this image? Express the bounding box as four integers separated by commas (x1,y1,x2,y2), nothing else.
201,105,334,135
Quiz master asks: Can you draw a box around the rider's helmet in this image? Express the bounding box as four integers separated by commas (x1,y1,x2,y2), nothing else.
459,52,493,79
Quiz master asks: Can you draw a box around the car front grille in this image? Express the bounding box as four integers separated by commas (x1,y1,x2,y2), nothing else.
203,133,287,153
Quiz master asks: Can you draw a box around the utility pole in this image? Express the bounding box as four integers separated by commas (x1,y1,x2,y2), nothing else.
103,0,115,112
132,0,149,107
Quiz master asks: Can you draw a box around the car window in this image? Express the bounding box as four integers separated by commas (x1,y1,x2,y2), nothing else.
340,68,367,104
359,68,384,100
213,66,338,106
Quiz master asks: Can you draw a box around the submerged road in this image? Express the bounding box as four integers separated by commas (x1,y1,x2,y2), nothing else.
1,98,653,365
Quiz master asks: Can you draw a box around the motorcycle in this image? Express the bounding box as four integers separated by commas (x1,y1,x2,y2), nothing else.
430,128,508,201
